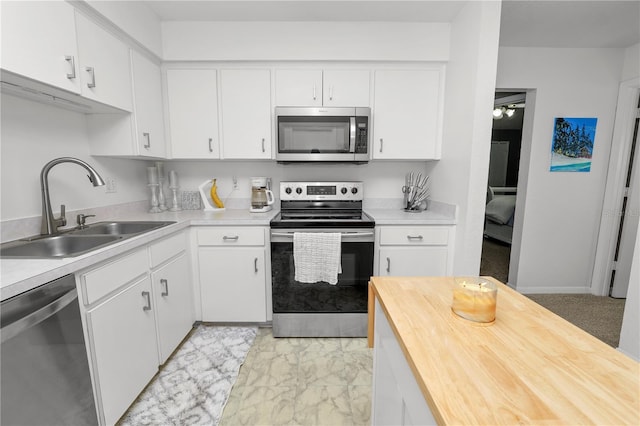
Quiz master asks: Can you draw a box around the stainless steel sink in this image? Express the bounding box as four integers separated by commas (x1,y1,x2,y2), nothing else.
1,221,176,259
70,221,175,236
0,235,124,259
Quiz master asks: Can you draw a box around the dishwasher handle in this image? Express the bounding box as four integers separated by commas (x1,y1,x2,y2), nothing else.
1,287,78,343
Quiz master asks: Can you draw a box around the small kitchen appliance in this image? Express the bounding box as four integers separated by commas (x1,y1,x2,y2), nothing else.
270,181,375,337
250,177,275,213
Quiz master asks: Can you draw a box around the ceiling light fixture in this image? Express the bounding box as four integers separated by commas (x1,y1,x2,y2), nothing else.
505,108,515,118
493,107,504,119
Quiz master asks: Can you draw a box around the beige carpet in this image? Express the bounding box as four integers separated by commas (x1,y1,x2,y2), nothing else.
526,294,626,348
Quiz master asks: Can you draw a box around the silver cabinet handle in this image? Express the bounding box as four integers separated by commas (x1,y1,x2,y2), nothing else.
65,56,76,79
329,86,333,101
223,235,239,241
386,257,391,273
407,235,424,241
160,279,169,297
142,291,151,311
380,138,384,153
261,138,266,153
143,132,151,149
313,85,317,100
85,66,96,88
208,138,213,153
254,257,258,273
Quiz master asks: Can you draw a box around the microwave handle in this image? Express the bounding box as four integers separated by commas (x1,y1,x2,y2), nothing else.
349,116,356,153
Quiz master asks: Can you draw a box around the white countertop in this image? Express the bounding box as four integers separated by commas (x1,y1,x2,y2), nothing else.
1,202,457,302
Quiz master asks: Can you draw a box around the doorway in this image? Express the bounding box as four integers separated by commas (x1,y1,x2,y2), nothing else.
480,92,525,284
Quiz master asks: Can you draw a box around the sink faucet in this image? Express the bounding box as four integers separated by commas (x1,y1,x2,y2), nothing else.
40,157,105,235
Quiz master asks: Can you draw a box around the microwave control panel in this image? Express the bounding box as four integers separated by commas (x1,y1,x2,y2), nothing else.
280,181,364,201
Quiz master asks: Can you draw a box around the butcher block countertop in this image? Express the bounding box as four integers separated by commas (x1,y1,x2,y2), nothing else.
368,276,640,425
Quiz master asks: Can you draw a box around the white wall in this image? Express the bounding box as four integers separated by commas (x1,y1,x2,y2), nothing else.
621,43,640,81
618,221,640,360
430,0,501,274
496,47,626,293
0,95,147,221
161,21,450,61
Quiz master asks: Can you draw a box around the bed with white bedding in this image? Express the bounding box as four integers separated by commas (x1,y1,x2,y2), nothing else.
484,187,516,245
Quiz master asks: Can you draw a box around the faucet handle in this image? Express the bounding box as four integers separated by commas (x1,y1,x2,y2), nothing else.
58,204,67,227
76,213,95,228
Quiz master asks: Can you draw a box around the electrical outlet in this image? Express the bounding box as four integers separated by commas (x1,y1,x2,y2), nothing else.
232,176,238,189
105,177,117,193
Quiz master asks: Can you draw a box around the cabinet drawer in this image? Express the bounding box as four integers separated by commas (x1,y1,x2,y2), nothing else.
149,231,185,268
379,226,449,246
197,227,264,246
81,249,148,305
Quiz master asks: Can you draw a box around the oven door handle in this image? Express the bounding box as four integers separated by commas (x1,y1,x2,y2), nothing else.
271,231,374,238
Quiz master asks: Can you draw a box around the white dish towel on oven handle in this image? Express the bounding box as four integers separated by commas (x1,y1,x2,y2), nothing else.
293,232,342,285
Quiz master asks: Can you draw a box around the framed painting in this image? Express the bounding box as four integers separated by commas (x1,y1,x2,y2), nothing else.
550,117,597,172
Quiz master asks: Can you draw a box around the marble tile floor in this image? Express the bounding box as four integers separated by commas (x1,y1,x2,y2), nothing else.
219,327,373,426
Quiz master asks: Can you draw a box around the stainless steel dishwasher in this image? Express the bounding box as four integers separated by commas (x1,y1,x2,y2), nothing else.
1,274,98,425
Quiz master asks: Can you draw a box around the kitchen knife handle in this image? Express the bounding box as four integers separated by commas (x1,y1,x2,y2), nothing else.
65,56,76,79
86,66,96,88
386,257,391,273
160,279,169,297
142,291,151,311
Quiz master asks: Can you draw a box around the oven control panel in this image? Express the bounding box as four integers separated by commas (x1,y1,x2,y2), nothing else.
280,181,364,201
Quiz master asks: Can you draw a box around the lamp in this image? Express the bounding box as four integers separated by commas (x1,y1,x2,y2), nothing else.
493,107,504,119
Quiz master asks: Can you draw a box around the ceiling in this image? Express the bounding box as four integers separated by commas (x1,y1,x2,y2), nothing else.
142,0,640,48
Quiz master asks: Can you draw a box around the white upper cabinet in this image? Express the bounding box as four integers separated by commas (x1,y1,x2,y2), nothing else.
75,11,133,111
275,69,370,107
166,69,220,159
0,1,81,94
130,50,166,158
373,67,445,160
220,69,272,159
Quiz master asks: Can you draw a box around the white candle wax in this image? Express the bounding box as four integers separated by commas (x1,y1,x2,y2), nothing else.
147,166,158,184
169,170,178,187
155,161,165,179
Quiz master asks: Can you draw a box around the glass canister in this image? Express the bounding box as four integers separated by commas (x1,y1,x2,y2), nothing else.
451,277,498,324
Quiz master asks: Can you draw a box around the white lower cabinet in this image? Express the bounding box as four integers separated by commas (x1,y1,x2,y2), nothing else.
196,227,268,322
372,300,436,425
87,275,158,426
377,225,454,276
77,230,192,425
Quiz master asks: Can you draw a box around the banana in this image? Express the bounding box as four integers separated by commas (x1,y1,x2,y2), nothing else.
210,178,225,208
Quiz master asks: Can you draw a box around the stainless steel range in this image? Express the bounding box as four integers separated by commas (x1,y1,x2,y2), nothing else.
270,181,375,337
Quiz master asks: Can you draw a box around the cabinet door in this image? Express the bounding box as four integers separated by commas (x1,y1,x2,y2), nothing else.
373,68,444,159
167,69,220,159
275,69,323,106
1,1,80,94
199,247,267,322
75,11,133,111
152,254,194,364
323,70,370,107
379,247,448,276
131,50,166,158
220,69,272,159
87,276,158,426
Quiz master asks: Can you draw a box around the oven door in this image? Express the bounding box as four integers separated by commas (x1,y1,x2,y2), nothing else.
270,229,374,336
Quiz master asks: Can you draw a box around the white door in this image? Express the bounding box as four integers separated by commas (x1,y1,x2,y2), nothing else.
152,254,193,364
1,1,80,94
87,276,158,426
131,50,165,158
275,69,322,106
167,69,220,159
220,69,272,159
75,11,133,111
323,69,370,107
611,99,640,298
199,247,267,322
379,247,448,277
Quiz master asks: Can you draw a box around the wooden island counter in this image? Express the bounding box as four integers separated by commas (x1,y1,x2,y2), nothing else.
368,276,639,425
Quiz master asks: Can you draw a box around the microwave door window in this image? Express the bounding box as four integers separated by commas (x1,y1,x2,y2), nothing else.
279,117,350,153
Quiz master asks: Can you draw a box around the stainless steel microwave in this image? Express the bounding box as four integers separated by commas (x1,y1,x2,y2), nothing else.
275,107,371,163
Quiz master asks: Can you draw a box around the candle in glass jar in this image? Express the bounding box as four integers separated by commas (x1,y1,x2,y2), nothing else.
155,161,165,179
452,278,497,323
147,166,158,185
169,170,178,187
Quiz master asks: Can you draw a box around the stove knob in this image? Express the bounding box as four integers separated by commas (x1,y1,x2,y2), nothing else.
351,187,359,194
341,187,348,195
296,187,303,195
285,187,292,194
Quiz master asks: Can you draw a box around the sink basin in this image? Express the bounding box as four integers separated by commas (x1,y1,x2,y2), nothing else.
71,221,175,236
0,235,124,259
